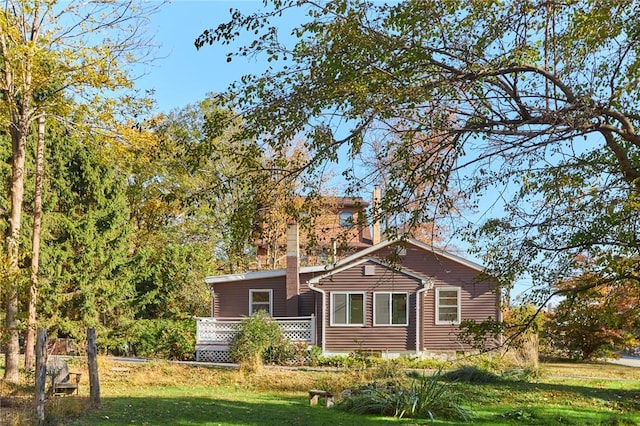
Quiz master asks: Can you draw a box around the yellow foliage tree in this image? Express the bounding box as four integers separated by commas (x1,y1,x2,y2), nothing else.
0,0,161,382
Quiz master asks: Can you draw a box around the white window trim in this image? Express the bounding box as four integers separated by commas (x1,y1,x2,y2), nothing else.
373,292,409,326
435,287,461,325
330,291,366,326
249,289,273,316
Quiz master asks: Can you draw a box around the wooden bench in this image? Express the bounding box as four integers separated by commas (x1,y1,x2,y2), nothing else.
308,389,334,407
48,357,81,395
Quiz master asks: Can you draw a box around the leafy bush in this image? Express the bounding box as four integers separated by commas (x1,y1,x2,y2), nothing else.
309,351,450,371
339,370,472,421
306,345,324,366
309,354,358,368
160,319,196,360
229,311,284,372
126,318,196,360
126,319,162,357
312,351,391,369
441,365,501,383
369,360,403,380
263,339,309,366
394,355,451,370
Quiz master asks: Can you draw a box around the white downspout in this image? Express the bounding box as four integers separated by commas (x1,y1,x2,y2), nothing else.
308,280,326,355
416,280,433,355
206,282,215,317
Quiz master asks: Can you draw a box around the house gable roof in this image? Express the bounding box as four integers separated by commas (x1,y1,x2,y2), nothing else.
307,256,434,287
329,238,486,273
203,238,485,286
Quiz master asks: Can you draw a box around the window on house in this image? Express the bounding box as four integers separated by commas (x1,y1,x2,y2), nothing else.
339,211,353,227
436,287,461,324
331,292,364,325
249,289,272,315
374,292,408,326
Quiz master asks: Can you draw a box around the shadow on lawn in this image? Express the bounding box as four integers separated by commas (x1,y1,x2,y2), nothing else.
511,380,637,411
458,380,640,425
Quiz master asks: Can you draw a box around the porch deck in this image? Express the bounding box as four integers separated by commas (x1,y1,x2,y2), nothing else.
195,315,315,363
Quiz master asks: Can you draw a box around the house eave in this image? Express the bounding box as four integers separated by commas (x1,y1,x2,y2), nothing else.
204,265,327,285
308,256,434,286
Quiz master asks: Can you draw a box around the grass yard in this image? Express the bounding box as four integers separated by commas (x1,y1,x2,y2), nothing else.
1,358,639,425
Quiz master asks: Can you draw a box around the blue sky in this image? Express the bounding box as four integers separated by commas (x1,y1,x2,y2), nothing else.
138,1,279,113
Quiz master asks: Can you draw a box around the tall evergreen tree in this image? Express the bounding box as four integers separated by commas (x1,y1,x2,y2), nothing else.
37,127,133,346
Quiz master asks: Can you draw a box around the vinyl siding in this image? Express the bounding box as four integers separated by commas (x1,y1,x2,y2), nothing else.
212,271,322,318
369,244,500,351
212,277,286,317
316,260,421,352
299,272,319,316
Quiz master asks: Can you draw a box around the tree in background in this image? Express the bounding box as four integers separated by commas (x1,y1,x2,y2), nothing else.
122,109,215,323
1,88,315,362
196,0,640,338
546,272,640,360
134,96,320,274
1,105,216,360
24,114,45,370
118,96,277,357
129,95,264,274
0,0,159,381
0,116,137,354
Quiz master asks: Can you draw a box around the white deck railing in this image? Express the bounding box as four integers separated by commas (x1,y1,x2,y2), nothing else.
195,315,316,345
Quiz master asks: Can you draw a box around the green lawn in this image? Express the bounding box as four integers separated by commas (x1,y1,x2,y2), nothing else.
2,359,639,425
70,384,639,426
69,388,413,425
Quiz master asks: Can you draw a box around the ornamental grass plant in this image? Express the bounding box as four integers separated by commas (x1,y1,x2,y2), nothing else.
338,369,472,421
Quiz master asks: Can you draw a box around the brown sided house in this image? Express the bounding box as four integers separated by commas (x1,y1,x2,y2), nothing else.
195,222,501,362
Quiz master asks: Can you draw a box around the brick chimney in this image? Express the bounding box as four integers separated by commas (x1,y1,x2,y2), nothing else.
286,220,300,316
372,186,382,245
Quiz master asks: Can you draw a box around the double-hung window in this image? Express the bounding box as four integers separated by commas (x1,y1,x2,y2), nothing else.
435,287,461,324
331,292,364,326
249,289,272,315
374,292,408,326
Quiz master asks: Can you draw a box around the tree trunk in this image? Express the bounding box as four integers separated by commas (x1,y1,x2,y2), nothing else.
87,328,101,407
35,328,48,424
25,115,45,371
4,127,28,383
